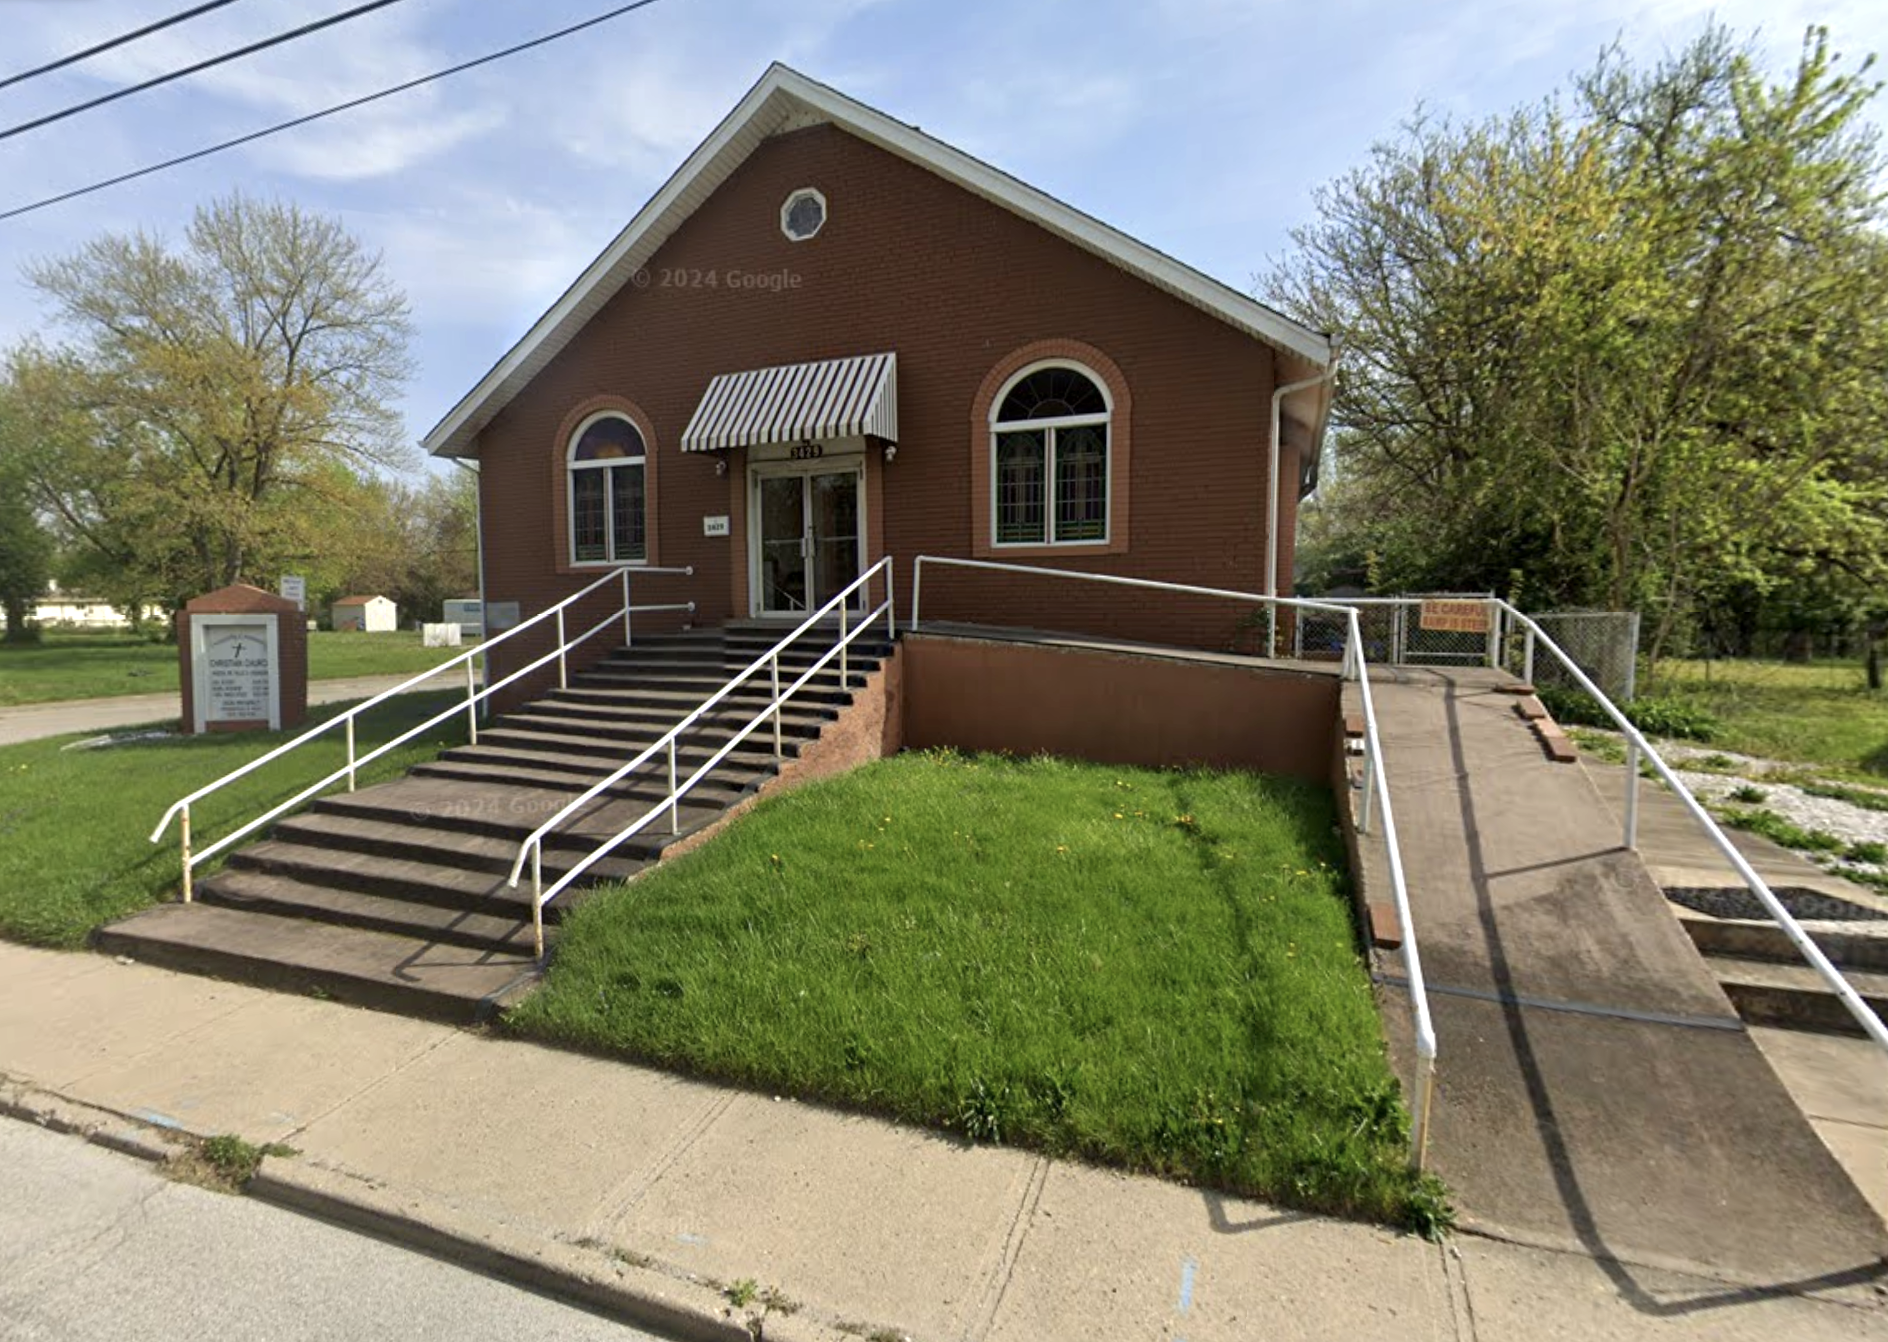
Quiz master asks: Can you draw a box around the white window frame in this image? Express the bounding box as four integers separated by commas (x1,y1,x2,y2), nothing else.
780,187,827,242
988,359,1112,548
567,411,649,568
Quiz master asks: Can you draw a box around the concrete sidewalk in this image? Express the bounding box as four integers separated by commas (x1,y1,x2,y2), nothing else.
0,674,466,747
1355,667,1887,1295
2,941,1883,1341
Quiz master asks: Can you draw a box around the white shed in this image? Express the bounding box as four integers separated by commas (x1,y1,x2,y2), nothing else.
332,594,398,633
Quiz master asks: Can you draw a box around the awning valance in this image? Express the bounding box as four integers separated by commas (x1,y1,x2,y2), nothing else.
680,352,896,452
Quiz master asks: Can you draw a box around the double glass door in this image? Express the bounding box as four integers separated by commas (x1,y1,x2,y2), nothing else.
755,465,863,616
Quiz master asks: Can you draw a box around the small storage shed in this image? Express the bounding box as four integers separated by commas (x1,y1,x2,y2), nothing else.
331,594,398,633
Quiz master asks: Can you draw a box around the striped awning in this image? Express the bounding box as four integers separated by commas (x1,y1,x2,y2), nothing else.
680,352,897,452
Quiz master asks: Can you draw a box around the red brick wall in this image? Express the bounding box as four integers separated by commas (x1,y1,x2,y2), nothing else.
474,123,1295,704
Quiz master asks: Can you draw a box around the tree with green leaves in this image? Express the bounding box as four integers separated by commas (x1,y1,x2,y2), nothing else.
1269,25,1888,663
8,192,413,621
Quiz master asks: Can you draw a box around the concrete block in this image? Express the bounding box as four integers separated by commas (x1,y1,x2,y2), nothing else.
1367,900,1405,950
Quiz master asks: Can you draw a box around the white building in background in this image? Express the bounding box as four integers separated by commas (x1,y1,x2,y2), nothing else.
331,594,398,632
0,580,162,629
441,598,483,638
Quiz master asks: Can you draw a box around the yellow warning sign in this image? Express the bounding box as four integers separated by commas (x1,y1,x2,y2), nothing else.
1420,600,1491,634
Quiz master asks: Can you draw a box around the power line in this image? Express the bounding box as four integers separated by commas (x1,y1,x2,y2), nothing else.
0,0,250,93
0,0,673,224
0,0,416,145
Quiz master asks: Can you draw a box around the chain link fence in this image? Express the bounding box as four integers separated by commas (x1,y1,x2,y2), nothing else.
1296,596,1641,702
1521,610,1642,702
1295,594,1501,666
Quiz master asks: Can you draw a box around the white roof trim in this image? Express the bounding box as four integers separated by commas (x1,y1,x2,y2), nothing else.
682,352,896,452
423,64,1332,459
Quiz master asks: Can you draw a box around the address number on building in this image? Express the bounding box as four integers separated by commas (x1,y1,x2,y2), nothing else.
789,442,824,461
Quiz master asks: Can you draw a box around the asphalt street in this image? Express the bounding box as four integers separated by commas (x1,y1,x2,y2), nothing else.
0,1117,665,1341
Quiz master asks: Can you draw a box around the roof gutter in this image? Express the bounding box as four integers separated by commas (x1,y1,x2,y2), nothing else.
1266,359,1337,657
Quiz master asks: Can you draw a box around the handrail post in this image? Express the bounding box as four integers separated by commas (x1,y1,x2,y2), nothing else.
771,653,783,759
668,738,680,835
1623,741,1641,850
840,598,850,683
886,558,897,639
1522,628,1536,685
556,609,568,689
531,847,544,961
1410,1056,1436,1171
622,568,633,646
345,715,357,792
179,805,193,904
465,659,478,745
910,557,922,632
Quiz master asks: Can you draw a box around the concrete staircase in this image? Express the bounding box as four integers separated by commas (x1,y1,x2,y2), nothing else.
97,622,890,1022
1678,911,1888,1036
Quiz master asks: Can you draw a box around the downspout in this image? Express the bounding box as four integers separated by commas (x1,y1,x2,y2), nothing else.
450,456,488,722
1266,358,1337,658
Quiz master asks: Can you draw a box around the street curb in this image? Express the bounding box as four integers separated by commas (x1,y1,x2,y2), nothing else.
0,1075,879,1341
247,1157,866,1342
0,1076,189,1166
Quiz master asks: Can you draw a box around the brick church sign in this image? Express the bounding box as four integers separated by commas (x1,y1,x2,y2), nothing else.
177,584,308,734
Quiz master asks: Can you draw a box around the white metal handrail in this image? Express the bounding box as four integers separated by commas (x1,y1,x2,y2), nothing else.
150,564,694,899
1493,600,1888,1056
508,557,897,959
907,554,1440,1168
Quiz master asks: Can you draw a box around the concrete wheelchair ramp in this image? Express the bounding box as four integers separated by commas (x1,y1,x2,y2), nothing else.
1361,666,1887,1297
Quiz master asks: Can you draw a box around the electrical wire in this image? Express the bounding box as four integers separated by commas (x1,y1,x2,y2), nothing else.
0,0,249,93
0,0,415,144
0,0,672,222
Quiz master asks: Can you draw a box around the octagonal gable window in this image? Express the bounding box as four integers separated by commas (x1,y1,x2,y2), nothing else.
781,187,826,241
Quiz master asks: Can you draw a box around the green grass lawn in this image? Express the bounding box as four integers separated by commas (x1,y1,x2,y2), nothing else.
0,693,466,948
1642,658,1888,778
510,750,1443,1230
0,629,474,707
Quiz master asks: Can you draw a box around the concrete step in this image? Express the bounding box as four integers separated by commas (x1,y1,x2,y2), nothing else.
442,737,785,781
224,838,640,911
409,756,758,804
268,804,719,875
1678,912,1888,974
493,710,824,751
95,903,540,1024
520,699,832,739
198,869,538,954
544,684,842,721
1702,952,1888,1035
572,666,864,702
308,776,748,842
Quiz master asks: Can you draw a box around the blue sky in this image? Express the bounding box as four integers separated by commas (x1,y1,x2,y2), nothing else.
1,0,1883,472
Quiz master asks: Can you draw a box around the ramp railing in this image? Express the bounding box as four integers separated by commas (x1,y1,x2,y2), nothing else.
1491,601,1888,1056
508,557,896,960
151,564,694,900
908,554,1440,1169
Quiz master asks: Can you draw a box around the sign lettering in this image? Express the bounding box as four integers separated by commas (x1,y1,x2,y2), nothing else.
1420,600,1492,634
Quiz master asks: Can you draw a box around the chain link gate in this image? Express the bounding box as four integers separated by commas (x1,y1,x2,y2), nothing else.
1295,594,1500,666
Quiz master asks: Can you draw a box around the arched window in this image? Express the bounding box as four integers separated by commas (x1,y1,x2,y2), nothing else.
568,413,646,564
990,363,1111,545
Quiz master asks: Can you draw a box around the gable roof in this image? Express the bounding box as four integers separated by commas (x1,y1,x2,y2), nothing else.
423,63,1332,460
